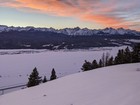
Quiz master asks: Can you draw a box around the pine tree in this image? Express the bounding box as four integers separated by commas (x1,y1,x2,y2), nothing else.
114,49,125,64
92,60,98,69
107,56,114,66
27,67,42,87
42,76,47,83
105,52,110,66
99,59,103,67
132,44,140,62
101,53,106,67
81,60,93,71
50,68,57,80
124,47,132,63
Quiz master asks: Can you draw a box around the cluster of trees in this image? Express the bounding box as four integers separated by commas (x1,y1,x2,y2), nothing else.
27,67,57,87
82,44,140,71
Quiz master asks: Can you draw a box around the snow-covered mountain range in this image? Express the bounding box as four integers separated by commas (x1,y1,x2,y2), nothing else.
0,25,139,36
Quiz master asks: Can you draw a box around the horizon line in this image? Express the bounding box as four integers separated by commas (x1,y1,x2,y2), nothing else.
0,24,139,32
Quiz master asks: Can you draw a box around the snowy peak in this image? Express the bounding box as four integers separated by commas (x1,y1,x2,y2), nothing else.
0,25,139,36
0,25,8,32
102,27,117,35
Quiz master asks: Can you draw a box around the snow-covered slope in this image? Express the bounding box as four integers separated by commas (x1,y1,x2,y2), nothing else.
0,25,139,35
0,63,140,105
0,46,127,88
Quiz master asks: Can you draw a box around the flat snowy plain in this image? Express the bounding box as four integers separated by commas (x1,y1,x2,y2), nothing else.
0,46,128,92
0,63,140,105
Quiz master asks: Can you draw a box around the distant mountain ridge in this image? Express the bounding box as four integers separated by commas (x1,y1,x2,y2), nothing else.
0,25,140,49
0,25,140,36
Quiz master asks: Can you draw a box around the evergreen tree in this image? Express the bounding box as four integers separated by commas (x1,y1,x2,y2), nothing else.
27,67,42,87
50,68,57,80
124,47,132,63
92,60,98,69
114,49,124,64
105,52,110,66
132,43,140,62
42,76,47,83
99,59,103,67
81,60,93,71
101,53,106,67
107,56,114,66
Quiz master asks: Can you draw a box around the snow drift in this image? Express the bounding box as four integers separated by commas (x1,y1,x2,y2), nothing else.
0,63,140,105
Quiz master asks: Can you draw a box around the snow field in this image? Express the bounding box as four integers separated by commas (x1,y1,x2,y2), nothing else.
0,63,140,105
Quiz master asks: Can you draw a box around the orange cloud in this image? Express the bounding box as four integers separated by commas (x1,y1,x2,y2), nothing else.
2,0,140,30
81,14,129,29
6,0,83,16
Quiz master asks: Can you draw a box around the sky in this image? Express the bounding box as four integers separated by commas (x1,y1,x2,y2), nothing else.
0,0,140,31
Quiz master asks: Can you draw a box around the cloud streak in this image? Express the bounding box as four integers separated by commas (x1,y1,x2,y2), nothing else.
1,0,140,30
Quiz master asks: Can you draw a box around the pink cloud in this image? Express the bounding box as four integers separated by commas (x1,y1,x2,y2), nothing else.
1,0,140,30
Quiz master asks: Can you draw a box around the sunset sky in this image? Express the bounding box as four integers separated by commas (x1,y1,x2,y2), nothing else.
0,0,140,30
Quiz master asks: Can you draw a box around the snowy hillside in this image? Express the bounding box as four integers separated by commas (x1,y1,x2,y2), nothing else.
0,63,140,105
0,46,127,88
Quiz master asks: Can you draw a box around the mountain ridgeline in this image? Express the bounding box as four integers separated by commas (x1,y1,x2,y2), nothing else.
0,25,140,49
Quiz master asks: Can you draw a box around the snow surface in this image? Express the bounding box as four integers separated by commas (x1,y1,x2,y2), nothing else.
0,46,128,89
0,63,140,105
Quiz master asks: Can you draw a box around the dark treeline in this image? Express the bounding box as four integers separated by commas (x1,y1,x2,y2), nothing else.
0,31,139,49
27,68,57,87
82,43,140,71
